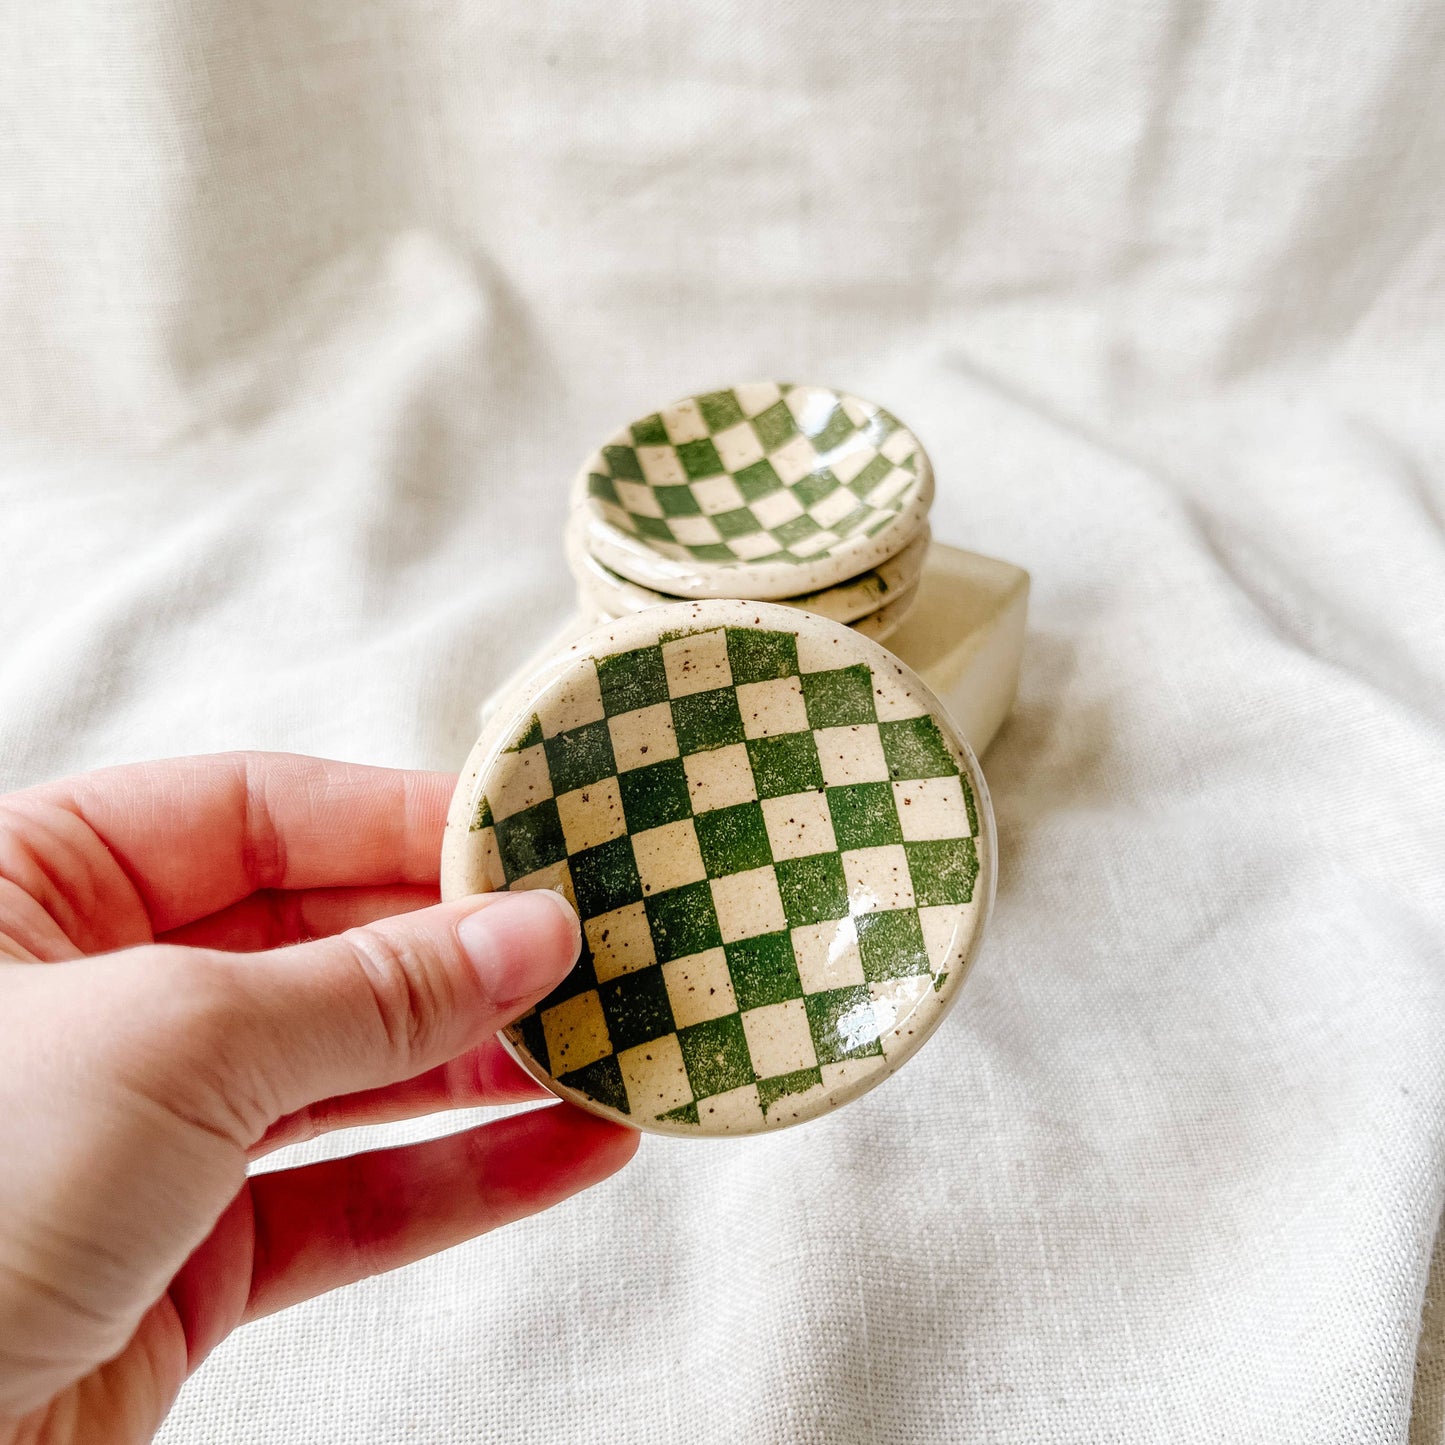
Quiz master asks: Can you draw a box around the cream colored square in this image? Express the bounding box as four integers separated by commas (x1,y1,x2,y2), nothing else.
710,866,787,943
541,990,611,1075
815,723,889,786
919,902,971,974
637,445,686,486
840,395,870,427
761,791,837,861
695,1083,763,1132
691,474,746,515
842,844,916,913
615,478,663,518
769,433,821,484
870,975,934,1059
617,1034,692,1119
509,861,576,908
661,396,709,444
555,776,625,853
608,702,678,772
545,668,606,735
785,385,833,430
809,486,860,530
667,513,722,547
881,428,917,463
713,420,765,471
633,819,706,896
893,776,970,842
791,917,865,993
489,742,552,821
662,628,732,698
737,676,808,739
790,528,840,557
828,437,876,483
741,998,817,1078
821,1058,883,1094
734,381,782,417
684,742,757,812
585,900,657,983
662,948,736,1027
751,488,805,530
728,530,783,560
456,825,505,894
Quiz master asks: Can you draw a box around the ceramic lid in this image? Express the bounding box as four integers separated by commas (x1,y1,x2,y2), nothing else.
442,601,994,1136
567,514,932,627
573,384,934,600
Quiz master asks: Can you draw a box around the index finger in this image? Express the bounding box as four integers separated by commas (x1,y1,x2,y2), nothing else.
15,751,455,935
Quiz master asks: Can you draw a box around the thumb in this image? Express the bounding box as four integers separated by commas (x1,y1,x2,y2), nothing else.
204,890,579,1134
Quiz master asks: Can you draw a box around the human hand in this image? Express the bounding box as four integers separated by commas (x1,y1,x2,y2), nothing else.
0,752,638,1444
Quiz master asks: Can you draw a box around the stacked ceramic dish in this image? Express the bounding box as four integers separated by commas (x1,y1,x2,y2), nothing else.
566,383,934,641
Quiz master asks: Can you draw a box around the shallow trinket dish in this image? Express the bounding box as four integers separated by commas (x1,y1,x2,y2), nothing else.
442,600,995,1136
574,384,934,601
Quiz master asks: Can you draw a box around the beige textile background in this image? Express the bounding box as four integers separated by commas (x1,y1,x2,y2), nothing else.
3,3,1444,1441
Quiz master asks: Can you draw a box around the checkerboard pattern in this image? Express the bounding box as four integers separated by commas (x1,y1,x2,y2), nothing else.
581,384,926,570
469,622,982,1133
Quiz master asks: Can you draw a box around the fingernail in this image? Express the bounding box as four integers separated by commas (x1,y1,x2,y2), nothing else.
456,890,581,1008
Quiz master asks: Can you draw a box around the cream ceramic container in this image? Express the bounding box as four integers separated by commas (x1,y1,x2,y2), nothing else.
443,601,995,1136
574,384,934,600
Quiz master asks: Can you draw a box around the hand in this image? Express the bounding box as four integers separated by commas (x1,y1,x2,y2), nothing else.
0,752,638,1444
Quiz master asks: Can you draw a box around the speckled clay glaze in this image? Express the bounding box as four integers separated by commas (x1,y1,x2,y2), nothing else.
442,600,994,1136
574,384,934,600
567,515,932,628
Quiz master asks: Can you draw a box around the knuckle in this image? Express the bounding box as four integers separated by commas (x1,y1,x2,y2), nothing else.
339,925,458,1065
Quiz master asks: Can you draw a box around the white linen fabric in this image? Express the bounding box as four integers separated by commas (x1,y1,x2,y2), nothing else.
3,3,1444,1440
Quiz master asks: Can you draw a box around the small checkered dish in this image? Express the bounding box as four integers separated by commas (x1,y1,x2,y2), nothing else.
573,384,934,600
442,601,995,1136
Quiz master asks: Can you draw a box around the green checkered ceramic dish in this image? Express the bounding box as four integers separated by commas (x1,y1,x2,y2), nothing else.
574,384,934,601
441,601,994,1136
567,513,932,628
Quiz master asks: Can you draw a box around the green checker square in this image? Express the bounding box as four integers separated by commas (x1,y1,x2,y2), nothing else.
801,665,877,729
655,483,702,517
775,853,848,929
734,459,783,501
494,799,567,883
725,931,801,1012
509,716,543,751
697,389,745,433
470,796,493,831
671,687,745,755
659,1101,699,1125
598,965,676,1052
793,468,841,508
752,399,798,452
713,506,764,540
881,716,958,779
758,1066,822,1117
569,835,643,920
597,644,669,716
726,627,800,685
809,404,856,453
774,514,823,547
855,908,931,982
747,731,824,799
905,837,979,907
677,1013,754,1099
688,542,738,562
630,413,669,446
540,946,600,1006
559,1054,629,1115
805,986,884,1066
961,776,980,835
827,781,902,850
618,756,691,833
601,444,643,481
588,472,621,506
543,719,616,795
633,514,675,542
645,880,723,963
847,453,894,498
695,801,772,878
677,437,725,479
831,502,875,539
